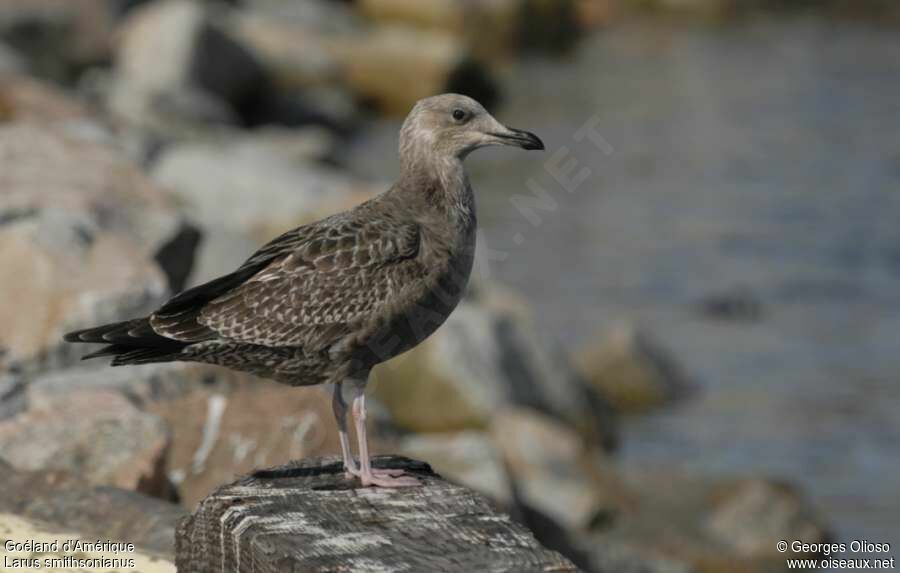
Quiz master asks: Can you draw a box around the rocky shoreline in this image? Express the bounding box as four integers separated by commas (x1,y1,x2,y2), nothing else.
0,1,837,571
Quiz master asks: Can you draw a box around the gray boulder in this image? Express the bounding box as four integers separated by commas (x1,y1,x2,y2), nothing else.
577,322,691,415
492,407,608,531
585,467,830,573
0,388,171,497
0,40,22,74
151,134,378,243
231,11,496,117
0,0,118,80
581,538,695,573
108,0,264,133
397,430,511,504
147,377,345,508
357,0,583,60
0,458,184,559
27,361,349,509
372,283,617,449
0,208,167,371
0,123,194,370
706,479,828,557
0,74,90,124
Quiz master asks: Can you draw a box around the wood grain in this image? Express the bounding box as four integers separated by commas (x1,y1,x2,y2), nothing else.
176,455,579,572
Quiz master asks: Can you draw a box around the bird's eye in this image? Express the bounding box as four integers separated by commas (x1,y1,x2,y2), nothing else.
452,108,467,122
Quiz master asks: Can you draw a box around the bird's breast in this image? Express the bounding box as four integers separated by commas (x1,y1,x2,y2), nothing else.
344,218,476,369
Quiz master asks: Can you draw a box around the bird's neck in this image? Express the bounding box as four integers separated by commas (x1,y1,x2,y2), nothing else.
399,153,475,228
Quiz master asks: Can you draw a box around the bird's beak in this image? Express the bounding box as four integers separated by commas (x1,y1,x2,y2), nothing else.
489,125,545,151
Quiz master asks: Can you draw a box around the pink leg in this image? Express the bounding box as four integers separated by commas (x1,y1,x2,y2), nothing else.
351,393,420,488
338,430,359,478
332,383,359,478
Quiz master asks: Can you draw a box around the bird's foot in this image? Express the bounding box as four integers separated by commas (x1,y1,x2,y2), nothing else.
344,466,421,487
359,472,422,488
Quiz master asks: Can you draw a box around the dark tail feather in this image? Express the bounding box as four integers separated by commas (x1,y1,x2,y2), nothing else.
64,317,188,364
64,320,122,343
77,344,182,365
81,345,126,360
110,346,184,366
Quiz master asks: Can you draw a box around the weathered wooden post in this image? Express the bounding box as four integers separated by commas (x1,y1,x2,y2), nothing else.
176,455,579,572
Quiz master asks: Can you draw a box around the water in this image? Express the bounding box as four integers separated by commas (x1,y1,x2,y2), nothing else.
345,14,900,557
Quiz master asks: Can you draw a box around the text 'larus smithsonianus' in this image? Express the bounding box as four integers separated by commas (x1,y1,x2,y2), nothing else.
65,93,544,487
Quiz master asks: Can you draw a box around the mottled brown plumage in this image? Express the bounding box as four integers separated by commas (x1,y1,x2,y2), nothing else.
65,93,543,487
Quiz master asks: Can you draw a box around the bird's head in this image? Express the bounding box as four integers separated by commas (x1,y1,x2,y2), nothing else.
399,93,544,165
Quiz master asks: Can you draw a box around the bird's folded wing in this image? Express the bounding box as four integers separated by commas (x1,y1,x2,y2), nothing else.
152,218,422,349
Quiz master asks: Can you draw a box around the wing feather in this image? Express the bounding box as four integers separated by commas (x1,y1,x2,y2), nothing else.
190,216,421,349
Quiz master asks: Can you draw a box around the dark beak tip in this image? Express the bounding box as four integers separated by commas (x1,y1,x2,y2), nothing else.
519,129,544,151
527,136,545,151
495,127,545,151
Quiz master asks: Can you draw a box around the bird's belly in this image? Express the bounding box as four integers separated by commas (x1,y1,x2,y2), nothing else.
182,341,334,386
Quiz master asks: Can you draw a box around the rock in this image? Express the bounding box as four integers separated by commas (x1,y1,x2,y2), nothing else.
145,375,349,508
0,371,25,420
585,467,830,573
0,40,22,75
698,287,763,322
636,0,734,15
242,0,362,35
0,74,90,124
397,430,511,503
0,0,118,81
372,283,617,449
225,11,363,129
706,479,828,558
176,455,578,572
334,24,497,116
358,0,582,60
574,0,614,29
395,410,623,533
492,407,607,531
151,135,377,243
580,538,695,573
0,388,171,497
0,122,173,224
183,226,259,290
357,0,519,61
0,513,176,571
232,13,497,116
0,121,189,253
0,208,167,370
27,361,213,405
245,84,361,132
24,361,352,508
0,122,201,369
403,435,828,573
0,459,185,558
576,323,689,415
229,12,343,90
225,9,365,129
226,126,340,164
108,0,264,133
518,0,583,54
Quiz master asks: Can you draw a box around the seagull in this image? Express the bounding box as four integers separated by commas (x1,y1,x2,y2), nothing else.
65,93,544,487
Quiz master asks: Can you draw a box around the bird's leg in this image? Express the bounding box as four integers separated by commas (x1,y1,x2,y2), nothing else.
331,382,358,478
347,383,420,488
335,379,406,483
